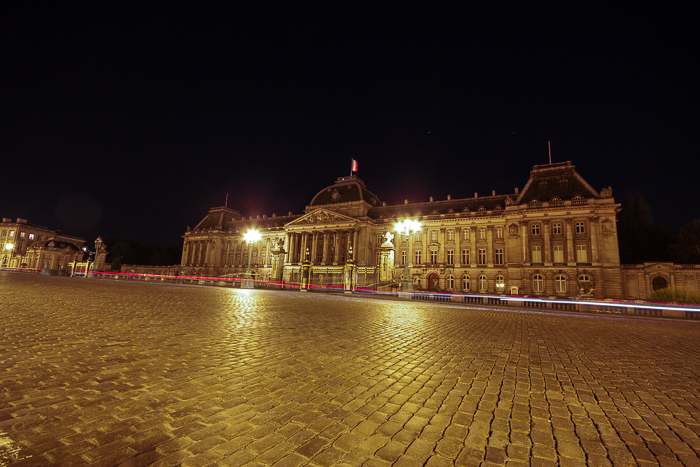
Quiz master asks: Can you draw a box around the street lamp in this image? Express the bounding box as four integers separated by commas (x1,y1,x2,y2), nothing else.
4,243,13,268
242,229,261,289
394,218,421,292
91,236,103,278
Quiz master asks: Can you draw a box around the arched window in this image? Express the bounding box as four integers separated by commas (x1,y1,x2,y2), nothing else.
462,275,470,291
446,275,455,290
478,274,487,291
495,275,505,292
533,274,544,292
555,274,567,293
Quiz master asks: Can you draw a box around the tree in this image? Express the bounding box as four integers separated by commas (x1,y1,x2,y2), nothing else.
670,219,700,264
617,191,670,264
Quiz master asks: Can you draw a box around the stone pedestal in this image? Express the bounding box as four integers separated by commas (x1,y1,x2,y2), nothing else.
344,261,357,293
378,239,396,283
300,260,311,291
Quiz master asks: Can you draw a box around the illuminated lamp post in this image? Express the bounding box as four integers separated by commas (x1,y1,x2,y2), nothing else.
4,243,13,268
91,236,103,278
43,240,56,276
242,229,261,289
394,218,421,292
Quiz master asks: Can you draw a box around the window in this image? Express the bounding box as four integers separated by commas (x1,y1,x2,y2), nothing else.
576,222,585,234
446,275,455,290
462,275,470,291
553,245,564,263
463,229,470,240
479,228,486,240
9,230,14,237
430,250,437,264
478,274,487,291
401,250,407,265
478,249,486,265
0,230,5,237
415,232,422,242
462,249,470,264
377,235,382,245
20,232,25,238
531,224,540,235
495,275,505,291
531,246,542,263
495,227,503,239
447,249,454,265
552,223,562,235
555,275,567,293
576,245,588,262
431,231,438,242
447,230,454,241
533,274,544,292
495,248,503,265
28,233,35,240
579,274,591,283
415,250,422,264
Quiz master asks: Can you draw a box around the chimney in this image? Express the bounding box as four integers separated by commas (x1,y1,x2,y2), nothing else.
474,192,478,198
492,190,496,196
515,187,519,194
404,199,409,204
429,196,433,202
272,213,276,218
288,211,292,216
447,195,451,200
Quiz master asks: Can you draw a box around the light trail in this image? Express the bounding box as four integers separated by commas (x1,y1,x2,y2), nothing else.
3,267,698,315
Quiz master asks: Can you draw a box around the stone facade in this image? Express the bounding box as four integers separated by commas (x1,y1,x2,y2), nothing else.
0,218,86,274
180,161,631,299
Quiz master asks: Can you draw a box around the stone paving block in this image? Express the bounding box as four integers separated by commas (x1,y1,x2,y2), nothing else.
3,276,700,467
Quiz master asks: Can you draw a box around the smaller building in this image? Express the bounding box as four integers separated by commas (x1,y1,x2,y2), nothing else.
0,218,88,275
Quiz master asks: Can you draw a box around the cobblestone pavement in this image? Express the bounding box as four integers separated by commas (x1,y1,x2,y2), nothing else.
1,273,700,467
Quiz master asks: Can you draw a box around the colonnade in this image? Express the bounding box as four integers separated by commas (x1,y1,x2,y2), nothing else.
284,228,359,265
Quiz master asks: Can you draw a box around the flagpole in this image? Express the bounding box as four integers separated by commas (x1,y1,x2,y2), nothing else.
548,141,552,164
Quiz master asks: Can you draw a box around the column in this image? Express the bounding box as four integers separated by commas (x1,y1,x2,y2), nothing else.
353,228,359,262
289,233,296,264
455,227,461,267
589,216,599,263
322,232,329,265
565,219,575,265
334,231,340,264
520,222,529,264
543,220,551,265
345,230,352,262
181,242,189,265
486,226,493,267
310,232,317,264
470,227,476,267
439,228,446,263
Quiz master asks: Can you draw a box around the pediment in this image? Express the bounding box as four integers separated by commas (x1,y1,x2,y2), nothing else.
286,209,358,227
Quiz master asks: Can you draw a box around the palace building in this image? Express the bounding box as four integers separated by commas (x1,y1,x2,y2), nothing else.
180,161,629,299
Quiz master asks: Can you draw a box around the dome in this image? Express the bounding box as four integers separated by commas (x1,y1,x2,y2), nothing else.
309,176,382,207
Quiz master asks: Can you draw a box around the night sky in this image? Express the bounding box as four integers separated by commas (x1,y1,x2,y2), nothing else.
2,3,698,248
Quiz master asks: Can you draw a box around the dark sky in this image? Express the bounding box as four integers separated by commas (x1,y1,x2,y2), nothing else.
1,3,698,248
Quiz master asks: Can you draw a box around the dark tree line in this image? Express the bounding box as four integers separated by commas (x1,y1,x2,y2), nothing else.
618,191,700,264
103,237,181,271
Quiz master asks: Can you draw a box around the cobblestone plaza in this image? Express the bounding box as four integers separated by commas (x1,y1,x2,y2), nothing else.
1,274,700,466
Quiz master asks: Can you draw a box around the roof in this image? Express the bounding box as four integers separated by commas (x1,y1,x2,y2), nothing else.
367,194,516,220
31,240,81,251
516,161,598,204
309,176,382,207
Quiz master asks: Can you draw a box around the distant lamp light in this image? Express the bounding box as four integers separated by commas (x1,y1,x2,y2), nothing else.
242,229,261,289
394,218,421,292
5,243,13,251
